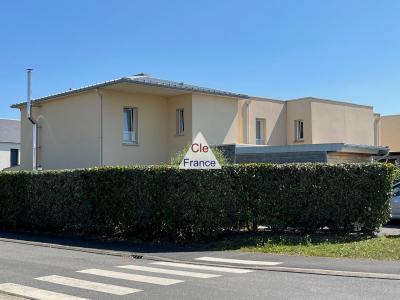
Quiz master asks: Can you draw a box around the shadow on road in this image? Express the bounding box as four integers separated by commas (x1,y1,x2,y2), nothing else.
0,230,193,254
1,222,400,255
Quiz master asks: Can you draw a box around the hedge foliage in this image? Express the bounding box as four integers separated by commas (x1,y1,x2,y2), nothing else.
394,166,400,184
0,163,395,241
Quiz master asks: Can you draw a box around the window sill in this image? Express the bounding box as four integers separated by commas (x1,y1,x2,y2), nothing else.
294,139,304,143
175,133,185,137
122,142,139,146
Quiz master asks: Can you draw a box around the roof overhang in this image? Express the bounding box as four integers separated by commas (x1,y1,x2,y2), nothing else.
11,77,249,109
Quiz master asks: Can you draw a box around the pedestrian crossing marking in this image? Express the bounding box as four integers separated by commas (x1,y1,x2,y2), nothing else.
77,269,184,286
36,275,141,295
196,256,282,266
0,283,88,300
152,262,253,273
117,265,221,278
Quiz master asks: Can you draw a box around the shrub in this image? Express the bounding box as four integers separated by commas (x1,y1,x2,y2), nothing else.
0,163,395,241
394,166,400,184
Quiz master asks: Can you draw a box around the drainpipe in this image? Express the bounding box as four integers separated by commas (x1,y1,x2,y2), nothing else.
96,89,103,166
26,69,38,170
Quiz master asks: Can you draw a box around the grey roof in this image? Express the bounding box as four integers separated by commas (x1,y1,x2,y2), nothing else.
234,143,389,155
11,74,249,108
0,119,20,143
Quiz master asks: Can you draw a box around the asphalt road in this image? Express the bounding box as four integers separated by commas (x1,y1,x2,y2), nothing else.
0,238,400,299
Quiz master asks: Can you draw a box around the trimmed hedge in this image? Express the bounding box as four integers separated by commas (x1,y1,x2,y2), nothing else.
0,163,395,241
394,166,400,184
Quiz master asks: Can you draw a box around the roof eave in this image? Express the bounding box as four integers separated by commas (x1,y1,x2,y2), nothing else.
10,78,248,109
10,78,128,109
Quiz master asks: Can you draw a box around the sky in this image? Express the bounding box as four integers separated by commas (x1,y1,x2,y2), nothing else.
1,0,399,119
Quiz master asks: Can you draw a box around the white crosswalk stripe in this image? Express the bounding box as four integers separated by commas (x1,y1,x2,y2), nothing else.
117,265,221,278
196,256,282,266
152,261,253,273
0,283,88,300
77,269,184,286
35,275,141,295
0,260,257,299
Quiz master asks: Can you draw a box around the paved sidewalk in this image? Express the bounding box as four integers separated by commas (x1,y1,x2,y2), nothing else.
378,224,400,236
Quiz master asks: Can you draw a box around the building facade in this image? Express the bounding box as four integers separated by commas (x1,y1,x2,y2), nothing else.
11,74,395,170
0,119,20,170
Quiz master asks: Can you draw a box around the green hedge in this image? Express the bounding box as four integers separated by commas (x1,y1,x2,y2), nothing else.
0,163,395,241
394,166,400,183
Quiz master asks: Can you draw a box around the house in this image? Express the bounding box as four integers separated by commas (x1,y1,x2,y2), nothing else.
0,119,20,170
11,74,392,170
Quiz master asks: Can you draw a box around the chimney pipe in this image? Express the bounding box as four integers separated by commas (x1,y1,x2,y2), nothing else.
26,68,37,170
27,69,33,122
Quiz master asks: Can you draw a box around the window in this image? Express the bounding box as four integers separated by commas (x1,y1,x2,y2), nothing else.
176,108,184,135
10,149,19,167
295,120,304,141
255,118,266,145
123,107,138,143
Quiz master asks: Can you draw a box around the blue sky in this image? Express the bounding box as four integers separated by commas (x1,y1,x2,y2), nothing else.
1,0,399,119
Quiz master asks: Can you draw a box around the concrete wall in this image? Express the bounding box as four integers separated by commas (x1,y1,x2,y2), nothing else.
0,142,20,170
237,98,286,145
20,91,101,170
191,93,238,145
380,115,400,151
311,101,375,145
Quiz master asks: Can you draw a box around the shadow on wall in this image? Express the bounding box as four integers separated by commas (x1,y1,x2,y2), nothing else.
267,106,287,146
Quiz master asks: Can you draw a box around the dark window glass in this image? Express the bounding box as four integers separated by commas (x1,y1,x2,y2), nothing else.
10,149,19,167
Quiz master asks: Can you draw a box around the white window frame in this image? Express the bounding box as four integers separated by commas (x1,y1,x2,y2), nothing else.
295,119,304,141
255,118,266,145
176,108,184,136
123,107,138,144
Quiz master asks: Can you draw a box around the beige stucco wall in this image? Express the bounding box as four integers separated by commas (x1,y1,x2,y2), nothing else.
20,89,195,169
20,107,33,170
237,98,287,145
191,94,238,145
286,100,313,144
20,91,101,170
167,94,192,158
101,89,170,166
311,101,375,145
0,142,20,170
380,115,400,151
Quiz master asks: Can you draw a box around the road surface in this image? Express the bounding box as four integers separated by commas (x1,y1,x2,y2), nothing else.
0,236,399,299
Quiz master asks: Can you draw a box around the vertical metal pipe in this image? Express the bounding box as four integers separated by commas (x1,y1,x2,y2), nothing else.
26,68,37,170
27,69,32,120
32,124,37,169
